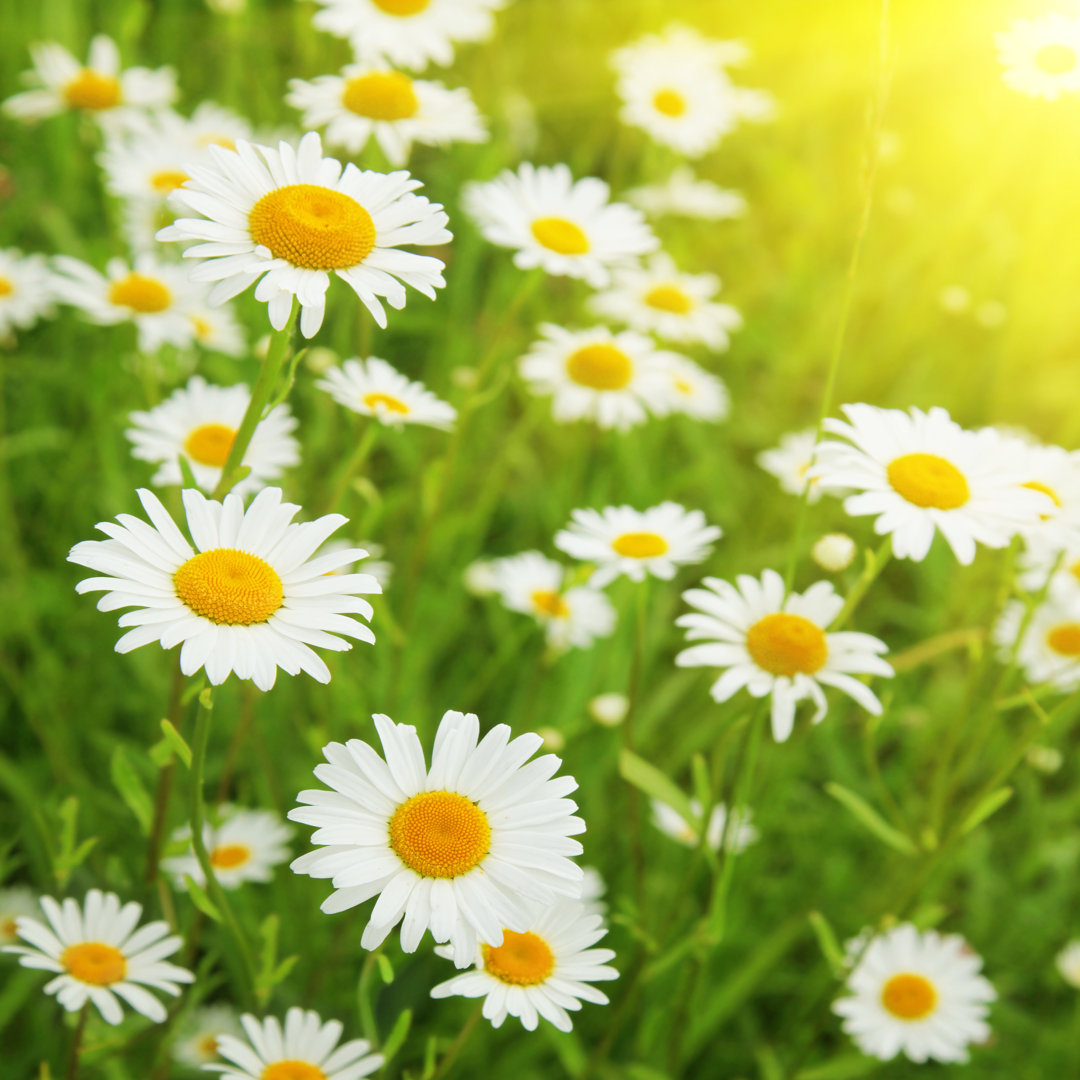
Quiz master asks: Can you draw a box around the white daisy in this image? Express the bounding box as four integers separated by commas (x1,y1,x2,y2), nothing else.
1057,941,1080,988
67,486,381,692
587,692,629,727
0,248,57,340
650,797,757,852
675,569,893,743
173,1004,242,1068
317,356,456,429
610,24,753,74
1018,537,1080,596
997,14,1080,100
463,558,498,596
287,65,486,167
579,868,607,917
188,302,246,357
289,710,586,965
625,166,746,221
3,889,194,1025
656,354,730,422
464,163,658,288
833,923,995,1064
995,434,1080,551
811,404,1053,565
126,376,299,496
757,428,830,504
209,1007,382,1080
318,539,394,588
0,886,39,946
555,503,721,588
158,131,452,339
430,899,617,1032
489,551,616,651
994,595,1080,693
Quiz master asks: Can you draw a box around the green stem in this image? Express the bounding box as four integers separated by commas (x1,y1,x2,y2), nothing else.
66,1002,89,1080
830,537,892,630
322,421,378,514
357,948,382,1047
429,1004,481,1080
624,581,650,906
144,664,186,884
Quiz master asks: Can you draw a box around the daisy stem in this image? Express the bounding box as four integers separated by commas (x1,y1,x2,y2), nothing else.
625,580,650,906
144,663,187,884
829,536,892,630
65,1002,89,1080
323,420,378,514
430,1003,482,1080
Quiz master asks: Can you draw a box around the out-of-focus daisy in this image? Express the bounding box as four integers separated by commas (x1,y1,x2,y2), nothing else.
579,868,607,917
464,163,657,288
490,551,616,651
625,166,746,221
758,428,830,503
126,376,299,496
287,65,486,167
3,889,193,1025
555,503,721,587
318,539,394,588
812,533,857,573
659,354,730,422
651,797,757,852
997,14,1080,100
611,23,752,73
210,1008,382,1080
187,302,246,357
1057,941,1080,988
833,923,995,1064
463,558,498,596
994,595,1080,692
995,435,1080,551
173,1004,242,1069
68,486,381,691
289,710,585,965
676,569,893,742
811,404,1052,565
520,324,675,431
159,131,451,339
588,692,629,727
1019,537,1080,596
0,886,39,946
0,249,57,340
430,899,617,1032
317,356,456,429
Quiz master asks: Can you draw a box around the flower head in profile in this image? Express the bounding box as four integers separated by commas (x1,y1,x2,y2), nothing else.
0,886,39,946
997,14,1080,101
657,355,730,422
317,357,456,429
0,249,57,341
994,595,1080,693
757,428,830,503
172,1004,242,1069
651,798,757,852
994,433,1080,551
625,166,746,221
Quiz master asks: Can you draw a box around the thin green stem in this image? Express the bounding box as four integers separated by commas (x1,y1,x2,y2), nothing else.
624,580,650,906
66,1002,89,1080
430,1004,481,1080
322,421,378,514
830,537,892,630
144,663,187,884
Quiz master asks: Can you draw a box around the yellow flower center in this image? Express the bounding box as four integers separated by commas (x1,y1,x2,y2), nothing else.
644,283,693,314
1047,622,1080,657
198,1034,221,1058
249,184,376,271
1023,480,1062,521
210,842,252,869
0,916,18,939
261,1063,327,1080
880,972,938,1021
745,612,828,676
108,273,173,314
150,169,189,194
363,391,410,414
63,69,122,111
674,378,693,394
184,423,237,468
531,589,569,618
388,790,491,878
566,343,633,390
530,216,589,255
1036,43,1078,75
611,531,668,558
173,549,284,625
191,315,214,340
61,942,127,986
0,277,13,297
653,88,688,117
886,453,970,510
342,72,419,120
372,0,431,14
482,930,556,986
196,134,238,151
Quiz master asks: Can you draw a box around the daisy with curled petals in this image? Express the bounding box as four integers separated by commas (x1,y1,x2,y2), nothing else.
833,923,995,1064
209,1007,382,1080
287,65,486,167
997,14,1080,101
317,357,456,429
173,1004,242,1069
289,710,585,966
555,503,721,588
126,376,299,496
431,899,617,1032
3,889,193,1025
0,248,57,341
994,595,1080,693
658,354,730,422
464,163,657,288
651,797,756,852
811,404,1053,565
67,486,381,692
158,131,451,339
675,570,893,742
625,166,746,221
758,428,828,503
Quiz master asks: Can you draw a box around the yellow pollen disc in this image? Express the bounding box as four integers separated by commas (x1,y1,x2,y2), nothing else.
363,391,410,414
108,273,172,314
674,378,693,394
0,277,13,297
173,548,284,625
566,343,633,390
1,916,19,938
886,453,970,510
531,589,570,618
388,790,491,878
644,283,693,314
612,531,668,559
150,168,189,194
1071,559,1080,585
196,134,238,150
191,315,214,340
531,216,589,255
1036,43,1077,74
198,1034,221,1057
746,612,828,677
261,1062,327,1080
1023,480,1062,521
62,942,127,986
249,184,376,271
1047,622,1080,657
880,972,938,1021
482,930,556,986
342,71,419,121
184,423,237,468
653,88,688,117
63,69,122,110
210,842,252,869
372,0,431,13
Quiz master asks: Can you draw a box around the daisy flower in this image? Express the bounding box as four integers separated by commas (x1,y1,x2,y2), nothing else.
210,1008,382,1080
126,376,299,496
3,889,194,1025
994,595,1080,693
625,166,746,221
650,798,757,852
833,923,995,1064
0,248,57,340
317,356,456,429
318,539,394,588
1018,537,1080,596
811,404,1053,565
173,1004,242,1069
520,324,675,431
757,428,830,503
188,302,246,357
675,569,893,743
430,899,617,1032
289,710,586,965
0,886,39,946
579,868,607,917
612,24,753,73
1057,941,1080,988
657,354,730,422
812,533,858,573
995,434,1080,551
158,131,451,339
287,65,486,167
67,486,381,692
490,551,616,651
464,163,658,288
555,503,721,588
997,14,1080,101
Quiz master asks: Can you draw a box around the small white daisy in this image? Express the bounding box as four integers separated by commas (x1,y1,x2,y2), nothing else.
997,14,1080,101
1057,941,1080,988
994,595,1080,693
650,797,757,852
464,163,658,288
173,1004,242,1068
0,248,57,340
159,131,452,339
317,356,456,429
289,710,585,965
656,354,730,422
0,886,39,946
430,899,617,1032
675,569,893,743
833,923,995,1064
757,428,829,503
555,503,721,588
463,558,498,596
187,302,246,357
3,889,194,1025
625,166,746,221
995,434,1080,551
1018,537,1080,596
579,868,607,917
68,486,381,692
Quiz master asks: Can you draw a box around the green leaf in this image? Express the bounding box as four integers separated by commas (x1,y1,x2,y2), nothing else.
110,747,153,835
618,750,694,825
960,786,1013,835
160,719,193,768
690,752,711,817
376,953,394,985
183,874,222,922
177,455,199,490
795,1054,884,1079
198,686,214,711
380,1009,412,1065
808,910,847,976
824,782,916,855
